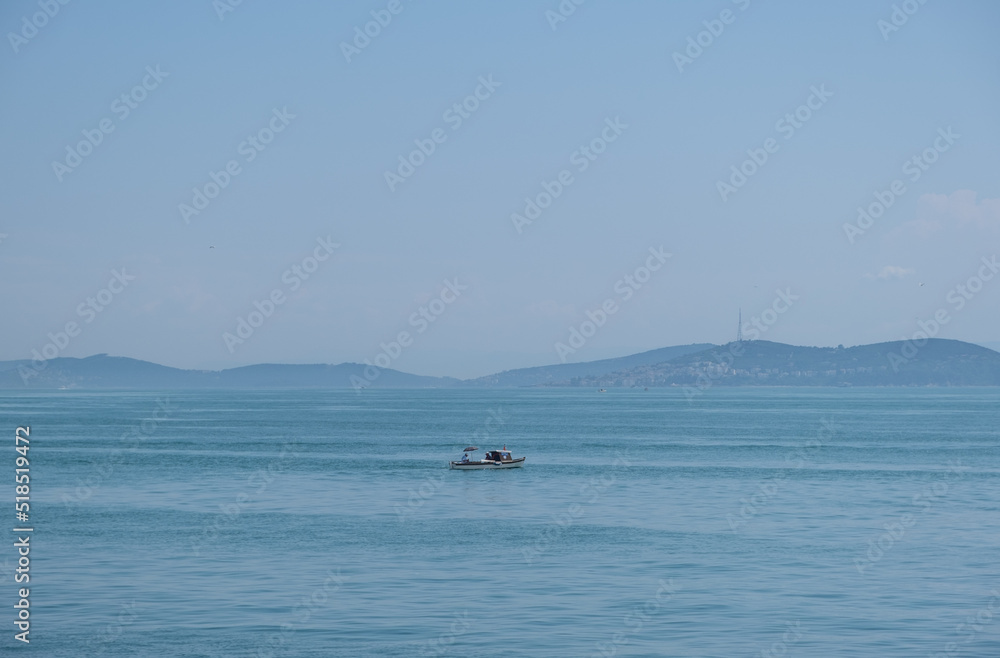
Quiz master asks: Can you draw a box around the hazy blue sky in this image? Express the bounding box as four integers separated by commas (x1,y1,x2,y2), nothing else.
2,1,998,378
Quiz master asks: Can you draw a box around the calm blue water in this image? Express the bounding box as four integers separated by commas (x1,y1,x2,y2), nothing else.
2,388,999,657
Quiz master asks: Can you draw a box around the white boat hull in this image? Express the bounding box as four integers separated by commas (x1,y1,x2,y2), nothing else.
449,457,526,470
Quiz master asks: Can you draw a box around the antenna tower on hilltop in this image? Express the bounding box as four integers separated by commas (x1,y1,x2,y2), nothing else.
736,308,743,343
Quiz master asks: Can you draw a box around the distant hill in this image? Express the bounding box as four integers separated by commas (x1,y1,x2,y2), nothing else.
0,355,459,389
0,360,31,373
463,343,715,387
562,339,1000,388
2,339,998,389
977,341,1000,354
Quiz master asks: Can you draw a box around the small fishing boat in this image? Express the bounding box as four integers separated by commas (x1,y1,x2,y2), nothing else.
449,446,525,470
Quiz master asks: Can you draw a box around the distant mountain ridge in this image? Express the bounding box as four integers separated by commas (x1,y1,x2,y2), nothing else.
0,355,458,389
0,339,998,389
562,339,1000,388
464,343,715,387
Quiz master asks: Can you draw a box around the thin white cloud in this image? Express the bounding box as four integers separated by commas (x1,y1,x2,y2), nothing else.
865,265,915,280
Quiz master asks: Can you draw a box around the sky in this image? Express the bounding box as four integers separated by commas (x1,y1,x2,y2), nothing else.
1,0,998,379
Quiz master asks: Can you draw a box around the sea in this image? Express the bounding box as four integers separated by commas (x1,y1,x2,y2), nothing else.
2,387,998,657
